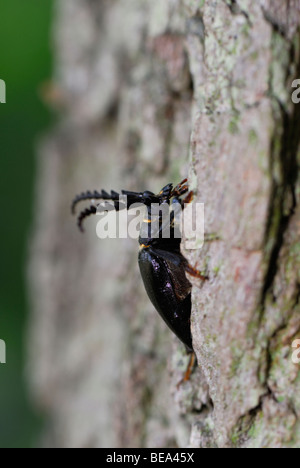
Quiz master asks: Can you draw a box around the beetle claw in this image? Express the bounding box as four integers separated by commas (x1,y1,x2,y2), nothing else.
176,352,197,389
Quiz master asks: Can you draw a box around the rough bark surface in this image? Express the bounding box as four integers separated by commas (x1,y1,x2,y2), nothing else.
28,0,300,448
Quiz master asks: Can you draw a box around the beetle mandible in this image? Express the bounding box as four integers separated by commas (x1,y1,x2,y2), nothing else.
72,179,207,380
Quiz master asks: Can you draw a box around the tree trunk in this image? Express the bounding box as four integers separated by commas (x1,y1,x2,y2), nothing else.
28,0,300,448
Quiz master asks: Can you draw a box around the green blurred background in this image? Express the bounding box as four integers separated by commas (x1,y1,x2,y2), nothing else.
0,0,53,448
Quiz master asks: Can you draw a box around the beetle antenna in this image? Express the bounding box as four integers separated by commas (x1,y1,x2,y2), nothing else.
71,190,120,214
77,205,98,232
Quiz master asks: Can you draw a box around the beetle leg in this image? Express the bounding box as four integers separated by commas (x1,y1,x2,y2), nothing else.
171,179,189,198
184,352,196,382
176,184,189,197
171,190,194,210
185,264,208,281
182,191,194,205
176,352,197,388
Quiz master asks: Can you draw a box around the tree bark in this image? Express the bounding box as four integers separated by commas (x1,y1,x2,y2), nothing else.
28,0,300,448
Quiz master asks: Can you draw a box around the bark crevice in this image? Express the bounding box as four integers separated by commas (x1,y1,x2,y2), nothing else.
261,29,300,305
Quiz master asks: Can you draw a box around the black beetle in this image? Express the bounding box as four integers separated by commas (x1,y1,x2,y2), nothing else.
72,179,207,380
